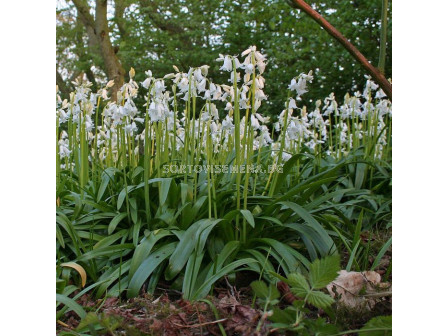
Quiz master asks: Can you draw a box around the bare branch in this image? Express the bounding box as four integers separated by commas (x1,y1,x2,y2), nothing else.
289,0,392,100
72,0,95,30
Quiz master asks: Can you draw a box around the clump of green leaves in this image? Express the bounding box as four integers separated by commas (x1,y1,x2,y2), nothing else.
251,255,341,334
251,255,392,335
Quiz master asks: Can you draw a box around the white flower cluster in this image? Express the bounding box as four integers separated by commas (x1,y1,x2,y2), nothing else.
56,47,392,169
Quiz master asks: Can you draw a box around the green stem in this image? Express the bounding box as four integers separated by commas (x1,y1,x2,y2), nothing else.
378,0,389,74
232,59,241,241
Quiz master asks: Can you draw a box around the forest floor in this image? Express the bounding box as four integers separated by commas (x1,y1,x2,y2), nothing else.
57,273,391,335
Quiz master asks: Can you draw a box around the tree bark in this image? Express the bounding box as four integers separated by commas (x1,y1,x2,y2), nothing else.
289,0,392,101
71,0,125,100
56,70,72,99
95,0,125,100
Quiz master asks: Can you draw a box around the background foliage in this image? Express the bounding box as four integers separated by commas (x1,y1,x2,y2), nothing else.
56,0,391,114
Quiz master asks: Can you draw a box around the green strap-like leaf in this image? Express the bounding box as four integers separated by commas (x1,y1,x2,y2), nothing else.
108,213,128,235
127,242,176,298
129,230,168,278
56,293,87,319
370,237,391,271
165,219,221,280
192,258,257,300
240,209,255,228
281,201,335,255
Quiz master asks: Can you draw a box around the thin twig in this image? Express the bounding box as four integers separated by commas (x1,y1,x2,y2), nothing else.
172,318,228,328
362,291,392,298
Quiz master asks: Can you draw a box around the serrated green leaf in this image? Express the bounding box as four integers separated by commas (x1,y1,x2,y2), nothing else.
269,307,296,324
77,312,100,330
306,290,334,309
359,315,392,335
309,255,340,289
251,280,269,298
287,273,310,297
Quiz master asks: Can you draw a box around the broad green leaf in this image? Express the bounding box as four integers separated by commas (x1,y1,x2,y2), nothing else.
96,169,113,202
192,258,257,299
268,284,281,300
75,212,116,225
180,182,190,204
159,178,172,205
117,185,135,210
280,201,335,255
270,307,296,324
132,219,142,246
240,209,255,228
129,198,138,225
128,229,171,279
252,238,299,273
258,216,283,226
93,229,127,249
95,261,131,298
353,210,364,249
77,244,134,262
127,242,176,298
215,241,240,270
56,226,65,248
242,249,276,278
355,163,367,189
182,251,205,299
165,219,221,280
131,166,145,180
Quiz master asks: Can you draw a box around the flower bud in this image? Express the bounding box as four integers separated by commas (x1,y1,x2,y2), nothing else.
129,67,135,79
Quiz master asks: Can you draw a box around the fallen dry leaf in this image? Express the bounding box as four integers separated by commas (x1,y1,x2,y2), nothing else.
326,270,390,310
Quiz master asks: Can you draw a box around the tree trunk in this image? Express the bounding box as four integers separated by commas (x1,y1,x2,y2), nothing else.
95,0,125,100
71,0,125,100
